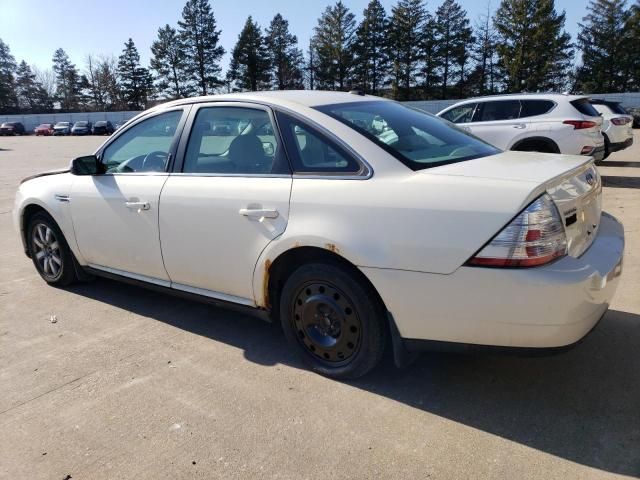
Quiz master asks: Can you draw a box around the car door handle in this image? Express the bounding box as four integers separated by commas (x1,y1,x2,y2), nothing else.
239,208,279,219
125,201,150,211
513,124,527,129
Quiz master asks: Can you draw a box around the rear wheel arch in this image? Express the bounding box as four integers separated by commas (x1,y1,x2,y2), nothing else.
511,136,560,153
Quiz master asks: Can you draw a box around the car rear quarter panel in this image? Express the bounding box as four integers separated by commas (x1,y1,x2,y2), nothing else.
252,170,545,307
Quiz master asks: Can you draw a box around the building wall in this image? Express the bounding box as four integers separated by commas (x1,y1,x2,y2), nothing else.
0,111,141,132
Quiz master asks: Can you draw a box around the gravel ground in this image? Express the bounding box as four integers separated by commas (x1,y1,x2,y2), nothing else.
0,133,639,479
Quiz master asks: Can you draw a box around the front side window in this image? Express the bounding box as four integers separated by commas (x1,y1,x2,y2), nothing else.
475,100,521,121
101,110,182,173
182,107,286,175
315,101,499,171
440,103,476,123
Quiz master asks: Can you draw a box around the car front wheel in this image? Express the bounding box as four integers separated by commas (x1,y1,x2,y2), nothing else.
279,262,386,379
28,212,78,286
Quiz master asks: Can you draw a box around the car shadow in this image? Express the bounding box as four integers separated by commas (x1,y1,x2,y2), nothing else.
601,175,640,189
67,278,640,476
600,160,640,168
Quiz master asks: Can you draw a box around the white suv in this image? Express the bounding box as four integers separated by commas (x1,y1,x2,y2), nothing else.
590,99,634,159
437,94,605,161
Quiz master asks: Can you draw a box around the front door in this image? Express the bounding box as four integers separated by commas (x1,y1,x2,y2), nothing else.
70,108,186,284
159,103,292,304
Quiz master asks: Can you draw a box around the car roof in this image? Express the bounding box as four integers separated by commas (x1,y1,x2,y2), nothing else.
446,93,590,105
157,90,388,111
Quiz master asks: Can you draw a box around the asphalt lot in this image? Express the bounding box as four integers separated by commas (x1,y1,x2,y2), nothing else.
0,133,639,479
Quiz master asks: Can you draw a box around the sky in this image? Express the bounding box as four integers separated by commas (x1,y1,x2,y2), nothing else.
0,0,588,74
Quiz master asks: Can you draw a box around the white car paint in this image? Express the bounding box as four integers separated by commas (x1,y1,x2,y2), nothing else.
14,91,624,358
591,102,634,152
437,93,605,160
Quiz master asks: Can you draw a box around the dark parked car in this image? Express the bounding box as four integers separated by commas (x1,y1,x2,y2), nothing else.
71,121,92,135
92,120,115,135
0,122,26,136
627,107,640,128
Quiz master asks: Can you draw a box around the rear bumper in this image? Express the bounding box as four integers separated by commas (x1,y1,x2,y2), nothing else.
609,136,634,152
587,145,606,161
363,212,624,350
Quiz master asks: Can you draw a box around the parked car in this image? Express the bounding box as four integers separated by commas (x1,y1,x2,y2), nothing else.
0,122,26,136
14,91,624,379
34,123,54,136
590,99,634,159
437,94,605,161
627,106,640,128
53,122,72,135
92,120,115,135
71,121,92,136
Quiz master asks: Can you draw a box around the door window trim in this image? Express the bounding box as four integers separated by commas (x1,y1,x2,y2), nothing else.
94,106,191,176
171,101,292,178
274,107,372,179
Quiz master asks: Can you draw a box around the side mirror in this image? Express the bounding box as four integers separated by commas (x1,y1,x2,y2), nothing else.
70,155,103,175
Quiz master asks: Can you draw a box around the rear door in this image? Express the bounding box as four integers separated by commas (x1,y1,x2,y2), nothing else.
159,103,292,305
468,100,525,149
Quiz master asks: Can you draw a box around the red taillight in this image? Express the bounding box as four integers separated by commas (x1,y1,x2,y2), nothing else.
467,194,568,268
611,117,631,126
563,120,598,129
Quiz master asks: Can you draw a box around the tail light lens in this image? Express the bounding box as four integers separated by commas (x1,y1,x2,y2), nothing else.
611,117,631,126
467,194,567,268
563,120,598,129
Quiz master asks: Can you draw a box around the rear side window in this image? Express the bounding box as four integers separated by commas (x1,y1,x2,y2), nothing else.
520,100,555,118
571,99,600,117
476,100,521,121
440,103,476,123
276,112,362,174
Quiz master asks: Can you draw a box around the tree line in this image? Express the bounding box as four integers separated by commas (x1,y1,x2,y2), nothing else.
0,0,639,115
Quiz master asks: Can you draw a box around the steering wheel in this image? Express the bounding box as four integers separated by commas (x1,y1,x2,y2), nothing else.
142,151,168,172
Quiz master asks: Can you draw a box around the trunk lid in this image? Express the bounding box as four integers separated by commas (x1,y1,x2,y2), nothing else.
427,151,602,257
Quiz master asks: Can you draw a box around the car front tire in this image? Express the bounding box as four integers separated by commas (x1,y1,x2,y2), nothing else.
27,212,78,286
279,262,386,379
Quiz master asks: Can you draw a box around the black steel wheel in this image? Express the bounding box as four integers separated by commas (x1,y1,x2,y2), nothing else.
28,211,78,286
280,262,386,379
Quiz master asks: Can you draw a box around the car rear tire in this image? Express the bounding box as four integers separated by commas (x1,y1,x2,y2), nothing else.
279,262,386,379
27,212,79,286
602,134,611,160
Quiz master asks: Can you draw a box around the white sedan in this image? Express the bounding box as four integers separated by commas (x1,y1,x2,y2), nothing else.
14,91,625,379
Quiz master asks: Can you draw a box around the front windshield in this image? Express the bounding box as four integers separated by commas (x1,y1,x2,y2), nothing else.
56,122,70,127
74,122,88,127
315,101,499,170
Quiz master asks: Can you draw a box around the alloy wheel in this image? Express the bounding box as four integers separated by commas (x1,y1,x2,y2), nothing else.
32,223,63,280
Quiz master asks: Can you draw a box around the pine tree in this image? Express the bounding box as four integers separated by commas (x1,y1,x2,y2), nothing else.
576,0,630,92
15,61,46,112
117,38,152,110
623,1,640,90
419,13,440,99
494,0,573,92
228,16,272,91
151,25,190,99
352,0,390,95
178,0,225,95
0,38,17,113
52,48,82,111
266,14,304,90
434,0,474,99
468,2,498,95
388,0,426,100
312,1,356,90
306,40,318,90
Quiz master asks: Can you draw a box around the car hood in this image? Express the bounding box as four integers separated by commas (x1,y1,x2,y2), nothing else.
20,167,70,185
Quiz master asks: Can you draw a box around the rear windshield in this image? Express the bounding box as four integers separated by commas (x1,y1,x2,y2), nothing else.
314,101,499,170
95,121,107,126
571,99,600,117
56,122,70,126
74,122,88,127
